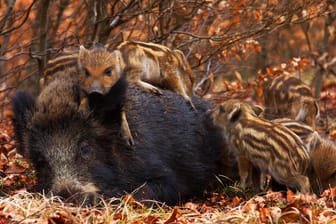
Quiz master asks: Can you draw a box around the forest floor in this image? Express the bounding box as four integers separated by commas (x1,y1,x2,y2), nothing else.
0,78,336,223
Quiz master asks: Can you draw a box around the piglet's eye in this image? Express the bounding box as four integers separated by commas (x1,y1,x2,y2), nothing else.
104,67,112,76
84,69,90,77
219,105,225,113
79,142,92,160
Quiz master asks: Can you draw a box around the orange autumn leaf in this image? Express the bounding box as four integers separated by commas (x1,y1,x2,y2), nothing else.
113,213,123,221
144,215,160,224
164,207,180,224
259,207,272,223
301,206,313,221
232,196,241,206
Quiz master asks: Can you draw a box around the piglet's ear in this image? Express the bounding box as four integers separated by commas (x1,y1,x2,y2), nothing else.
252,105,264,117
314,101,320,119
306,131,319,153
79,45,89,61
227,103,241,122
113,50,125,75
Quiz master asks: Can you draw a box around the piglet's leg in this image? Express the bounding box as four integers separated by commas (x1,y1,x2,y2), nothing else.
260,172,271,191
79,97,89,114
121,111,135,146
136,80,162,95
238,156,250,190
163,70,196,110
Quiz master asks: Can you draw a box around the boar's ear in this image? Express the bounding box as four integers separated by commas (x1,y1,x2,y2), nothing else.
11,91,35,155
227,103,241,122
252,105,264,117
12,91,35,123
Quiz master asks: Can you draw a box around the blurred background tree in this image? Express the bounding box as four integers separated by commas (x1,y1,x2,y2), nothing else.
0,0,335,118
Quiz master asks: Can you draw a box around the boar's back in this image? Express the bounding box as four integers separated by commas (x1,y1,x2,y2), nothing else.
93,81,225,204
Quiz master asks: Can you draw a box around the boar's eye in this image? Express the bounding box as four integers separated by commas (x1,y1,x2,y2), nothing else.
104,67,112,76
79,142,93,160
219,105,225,113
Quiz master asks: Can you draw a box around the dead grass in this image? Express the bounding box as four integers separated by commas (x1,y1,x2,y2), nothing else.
0,189,335,223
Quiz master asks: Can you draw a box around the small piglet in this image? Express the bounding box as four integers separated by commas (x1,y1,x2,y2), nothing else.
273,118,336,193
211,99,311,193
262,74,319,129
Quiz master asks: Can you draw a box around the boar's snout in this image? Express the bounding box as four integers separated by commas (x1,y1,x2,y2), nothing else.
51,180,99,205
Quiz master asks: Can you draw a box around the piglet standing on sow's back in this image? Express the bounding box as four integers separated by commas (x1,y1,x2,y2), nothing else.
11,71,226,205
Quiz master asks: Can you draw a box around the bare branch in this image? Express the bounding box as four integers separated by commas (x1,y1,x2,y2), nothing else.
0,0,36,36
36,0,50,81
0,0,16,32
48,0,70,46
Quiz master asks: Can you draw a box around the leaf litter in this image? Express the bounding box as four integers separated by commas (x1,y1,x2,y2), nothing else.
1,78,336,223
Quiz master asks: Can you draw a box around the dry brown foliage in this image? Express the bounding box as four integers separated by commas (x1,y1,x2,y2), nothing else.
1,0,336,222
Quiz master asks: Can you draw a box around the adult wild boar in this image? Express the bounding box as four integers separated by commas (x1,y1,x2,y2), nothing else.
11,73,225,205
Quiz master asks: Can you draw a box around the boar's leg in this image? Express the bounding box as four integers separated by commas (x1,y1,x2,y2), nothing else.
102,171,180,205
131,182,178,205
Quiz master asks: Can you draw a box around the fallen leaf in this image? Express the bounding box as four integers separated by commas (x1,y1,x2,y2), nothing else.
0,216,11,224
286,189,296,204
164,206,180,224
144,215,160,224
232,196,241,206
113,212,123,221
5,163,26,174
259,207,271,223
301,206,313,222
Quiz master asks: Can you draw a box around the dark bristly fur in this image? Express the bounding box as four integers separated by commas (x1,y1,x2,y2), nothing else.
11,72,225,205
